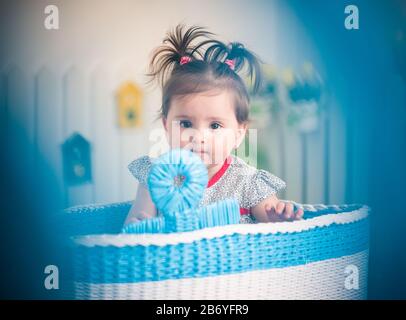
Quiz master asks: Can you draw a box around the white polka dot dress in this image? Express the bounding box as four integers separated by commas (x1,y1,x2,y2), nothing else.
128,154,286,224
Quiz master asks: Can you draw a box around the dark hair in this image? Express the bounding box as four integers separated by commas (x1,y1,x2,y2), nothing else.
147,24,263,124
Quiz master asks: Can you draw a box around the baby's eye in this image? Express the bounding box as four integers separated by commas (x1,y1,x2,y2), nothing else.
179,120,192,128
210,122,222,130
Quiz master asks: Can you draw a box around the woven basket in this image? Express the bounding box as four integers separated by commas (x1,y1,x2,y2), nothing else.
62,201,370,300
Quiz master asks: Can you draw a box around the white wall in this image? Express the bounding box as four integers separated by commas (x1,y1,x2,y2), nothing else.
1,0,349,207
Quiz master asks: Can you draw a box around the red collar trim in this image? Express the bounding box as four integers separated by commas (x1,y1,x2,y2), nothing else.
207,156,232,188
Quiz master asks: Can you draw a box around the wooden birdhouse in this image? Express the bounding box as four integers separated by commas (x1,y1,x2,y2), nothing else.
116,81,143,128
62,132,92,186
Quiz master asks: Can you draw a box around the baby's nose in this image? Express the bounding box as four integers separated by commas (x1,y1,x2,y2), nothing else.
186,128,206,143
194,129,208,144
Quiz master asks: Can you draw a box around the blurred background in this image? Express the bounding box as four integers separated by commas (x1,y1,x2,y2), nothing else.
0,0,405,299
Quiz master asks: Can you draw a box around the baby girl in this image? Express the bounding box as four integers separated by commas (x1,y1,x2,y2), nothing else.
124,24,303,226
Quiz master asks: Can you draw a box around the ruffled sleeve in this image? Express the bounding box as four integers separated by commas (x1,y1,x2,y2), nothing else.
241,169,286,209
128,155,153,188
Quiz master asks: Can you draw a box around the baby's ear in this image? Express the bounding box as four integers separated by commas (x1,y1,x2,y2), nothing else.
162,117,172,142
235,123,248,147
162,117,167,130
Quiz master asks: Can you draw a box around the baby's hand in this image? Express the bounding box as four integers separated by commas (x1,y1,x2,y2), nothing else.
265,201,304,222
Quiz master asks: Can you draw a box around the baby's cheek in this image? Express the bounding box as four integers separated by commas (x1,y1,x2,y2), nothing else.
172,128,193,149
221,131,237,151
212,135,234,161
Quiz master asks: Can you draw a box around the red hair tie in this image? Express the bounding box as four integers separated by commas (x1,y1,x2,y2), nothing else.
180,56,192,65
224,59,236,70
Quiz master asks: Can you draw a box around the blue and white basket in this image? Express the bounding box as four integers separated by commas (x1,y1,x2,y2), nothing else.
64,149,369,300
63,149,370,299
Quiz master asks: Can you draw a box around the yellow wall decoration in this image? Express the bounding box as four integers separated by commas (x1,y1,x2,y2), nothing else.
116,81,143,128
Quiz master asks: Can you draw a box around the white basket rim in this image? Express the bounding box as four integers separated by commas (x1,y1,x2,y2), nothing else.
72,205,370,248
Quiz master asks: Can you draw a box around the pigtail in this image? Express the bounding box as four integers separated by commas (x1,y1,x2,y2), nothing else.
147,24,214,87
203,40,229,64
204,41,263,94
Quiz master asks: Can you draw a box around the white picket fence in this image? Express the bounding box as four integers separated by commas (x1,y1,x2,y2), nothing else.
0,65,369,208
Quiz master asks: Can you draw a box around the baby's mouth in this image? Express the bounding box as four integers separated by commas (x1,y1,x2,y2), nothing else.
191,148,209,156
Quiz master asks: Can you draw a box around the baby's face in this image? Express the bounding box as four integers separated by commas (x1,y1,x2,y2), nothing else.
163,90,247,168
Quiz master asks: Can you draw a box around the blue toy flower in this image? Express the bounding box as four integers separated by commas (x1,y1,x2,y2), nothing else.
147,148,208,214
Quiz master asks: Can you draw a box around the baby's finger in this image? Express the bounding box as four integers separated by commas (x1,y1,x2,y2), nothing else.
265,203,273,213
138,211,150,219
283,203,294,220
294,208,304,220
276,202,285,215
266,207,282,222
